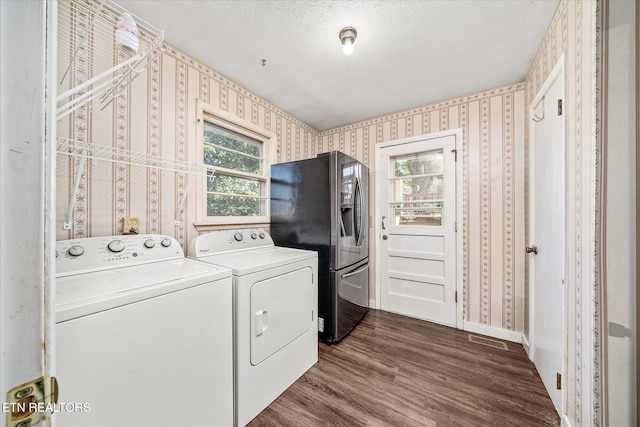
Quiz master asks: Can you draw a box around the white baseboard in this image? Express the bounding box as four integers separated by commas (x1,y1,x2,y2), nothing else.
561,413,572,427
521,334,531,358
368,299,377,309
463,321,523,343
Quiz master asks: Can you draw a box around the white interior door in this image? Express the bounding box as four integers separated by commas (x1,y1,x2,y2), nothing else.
377,133,457,327
529,61,565,412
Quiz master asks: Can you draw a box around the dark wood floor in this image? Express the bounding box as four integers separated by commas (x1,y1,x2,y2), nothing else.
249,310,560,427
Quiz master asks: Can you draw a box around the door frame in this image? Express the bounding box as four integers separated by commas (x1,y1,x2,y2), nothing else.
528,55,567,416
374,128,464,329
0,1,56,426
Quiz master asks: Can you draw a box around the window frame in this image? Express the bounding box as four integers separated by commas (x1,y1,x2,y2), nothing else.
194,100,276,228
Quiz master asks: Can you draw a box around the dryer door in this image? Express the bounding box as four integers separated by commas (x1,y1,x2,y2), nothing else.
250,266,314,365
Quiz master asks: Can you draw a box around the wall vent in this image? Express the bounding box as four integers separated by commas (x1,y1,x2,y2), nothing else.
468,334,508,351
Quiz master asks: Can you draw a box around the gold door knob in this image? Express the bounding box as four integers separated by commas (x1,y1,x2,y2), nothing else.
526,245,538,255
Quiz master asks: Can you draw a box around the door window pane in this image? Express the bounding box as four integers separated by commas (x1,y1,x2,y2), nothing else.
393,151,443,177
390,149,443,226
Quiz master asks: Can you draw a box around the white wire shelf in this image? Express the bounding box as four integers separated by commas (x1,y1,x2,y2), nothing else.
56,137,214,177
57,137,213,229
57,0,164,121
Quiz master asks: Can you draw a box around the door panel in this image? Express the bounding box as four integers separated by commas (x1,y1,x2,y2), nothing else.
378,134,457,327
530,66,565,411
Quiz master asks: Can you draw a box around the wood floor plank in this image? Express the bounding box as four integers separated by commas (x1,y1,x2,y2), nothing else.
248,310,560,427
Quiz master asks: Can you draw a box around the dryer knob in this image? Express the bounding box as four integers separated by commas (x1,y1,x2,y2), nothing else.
68,245,84,257
234,232,243,242
107,240,125,253
251,232,258,240
161,238,172,248
259,232,265,239
144,239,156,249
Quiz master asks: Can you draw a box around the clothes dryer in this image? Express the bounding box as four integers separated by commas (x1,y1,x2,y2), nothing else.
188,229,318,427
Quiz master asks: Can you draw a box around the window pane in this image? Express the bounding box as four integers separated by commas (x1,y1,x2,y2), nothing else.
392,176,443,201
390,149,444,226
207,175,261,196
393,150,443,177
207,194,264,217
204,145,261,174
391,201,443,226
204,121,261,157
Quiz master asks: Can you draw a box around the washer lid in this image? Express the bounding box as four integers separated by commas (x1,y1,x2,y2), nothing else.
193,246,317,276
56,258,231,322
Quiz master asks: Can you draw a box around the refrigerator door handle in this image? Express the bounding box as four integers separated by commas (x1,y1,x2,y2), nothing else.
354,177,364,246
341,263,369,279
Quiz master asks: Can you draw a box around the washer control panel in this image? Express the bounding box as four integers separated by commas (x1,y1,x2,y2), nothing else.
56,235,183,276
188,229,273,257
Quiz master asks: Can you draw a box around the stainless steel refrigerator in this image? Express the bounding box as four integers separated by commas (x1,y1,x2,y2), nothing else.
270,151,369,343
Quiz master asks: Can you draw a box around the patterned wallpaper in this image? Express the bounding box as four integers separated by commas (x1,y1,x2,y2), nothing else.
56,2,318,248
57,1,602,424
319,84,527,335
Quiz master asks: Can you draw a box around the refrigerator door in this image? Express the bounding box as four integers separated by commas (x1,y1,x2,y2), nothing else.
333,258,369,342
334,152,369,270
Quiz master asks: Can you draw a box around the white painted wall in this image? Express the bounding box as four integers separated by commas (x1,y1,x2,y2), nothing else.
604,0,637,425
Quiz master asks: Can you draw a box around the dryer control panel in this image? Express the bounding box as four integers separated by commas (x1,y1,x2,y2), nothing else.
56,235,184,276
188,229,274,257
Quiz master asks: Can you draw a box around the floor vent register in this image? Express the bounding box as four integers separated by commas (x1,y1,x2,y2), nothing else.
468,334,509,351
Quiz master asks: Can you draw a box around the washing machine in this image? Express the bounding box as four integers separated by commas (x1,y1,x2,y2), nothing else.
55,234,233,427
188,229,318,427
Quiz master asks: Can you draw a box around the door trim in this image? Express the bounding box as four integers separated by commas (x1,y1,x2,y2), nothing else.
374,128,464,329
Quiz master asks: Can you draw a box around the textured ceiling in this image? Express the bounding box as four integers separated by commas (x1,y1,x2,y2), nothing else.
117,0,559,131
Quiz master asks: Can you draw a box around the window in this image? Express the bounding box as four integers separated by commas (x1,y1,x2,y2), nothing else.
389,150,444,226
196,101,274,226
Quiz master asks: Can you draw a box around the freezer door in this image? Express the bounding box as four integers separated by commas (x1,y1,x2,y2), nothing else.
333,259,369,342
334,153,369,269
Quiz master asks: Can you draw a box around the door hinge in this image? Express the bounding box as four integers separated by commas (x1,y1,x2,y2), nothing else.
556,373,562,390
451,149,458,161
455,291,458,303
454,222,457,232
5,376,58,427
557,99,563,116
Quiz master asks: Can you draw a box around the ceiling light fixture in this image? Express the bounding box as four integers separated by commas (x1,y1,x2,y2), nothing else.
339,27,357,55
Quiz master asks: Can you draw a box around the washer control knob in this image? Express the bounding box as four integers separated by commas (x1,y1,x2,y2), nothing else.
259,232,265,239
107,240,125,253
251,232,258,240
161,238,172,248
234,232,243,242
144,239,156,249
68,245,84,257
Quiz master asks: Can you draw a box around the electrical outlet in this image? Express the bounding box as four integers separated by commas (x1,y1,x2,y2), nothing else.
122,217,140,235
